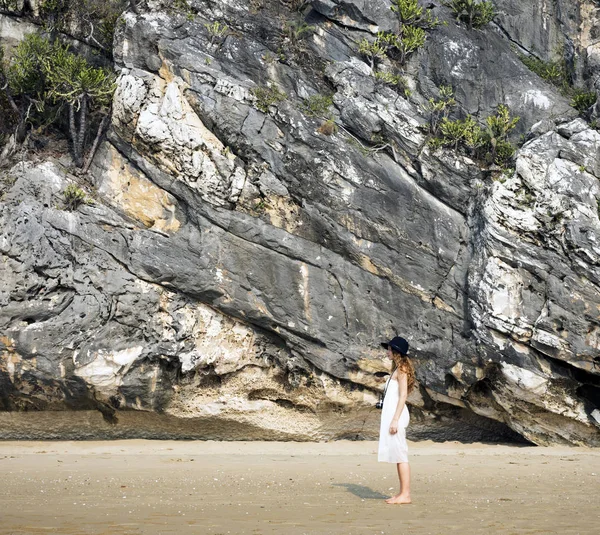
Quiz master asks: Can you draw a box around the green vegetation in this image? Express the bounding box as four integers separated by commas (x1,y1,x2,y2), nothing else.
39,0,127,52
300,94,333,118
438,114,481,151
571,89,597,115
251,85,287,113
390,0,438,65
391,0,439,28
374,70,403,86
432,104,520,167
252,198,268,214
7,33,61,107
172,0,196,20
374,70,409,94
519,49,597,117
444,0,495,30
205,21,229,45
0,48,19,148
518,54,569,93
0,1,20,10
424,85,456,136
3,33,115,167
358,28,426,70
249,0,265,14
357,0,438,91
358,38,387,72
63,184,92,211
282,20,315,51
394,25,428,66
484,104,520,165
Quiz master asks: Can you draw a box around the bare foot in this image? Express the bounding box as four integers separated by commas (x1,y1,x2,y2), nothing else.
386,494,412,505
384,494,400,504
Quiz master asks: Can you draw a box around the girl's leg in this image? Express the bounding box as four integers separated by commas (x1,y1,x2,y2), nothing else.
386,463,411,504
384,463,404,502
384,464,402,502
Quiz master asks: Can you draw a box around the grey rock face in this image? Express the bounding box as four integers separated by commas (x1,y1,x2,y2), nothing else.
1,0,599,444
493,0,580,59
418,15,576,134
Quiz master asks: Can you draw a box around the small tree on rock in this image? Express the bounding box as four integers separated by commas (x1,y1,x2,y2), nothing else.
482,104,519,165
46,47,115,167
425,85,456,136
391,0,439,29
4,33,115,168
444,0,495,30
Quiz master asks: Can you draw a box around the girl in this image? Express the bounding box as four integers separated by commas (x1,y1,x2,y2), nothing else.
378,336,415,505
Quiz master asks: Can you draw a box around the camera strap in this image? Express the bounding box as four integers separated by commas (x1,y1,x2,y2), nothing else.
380,364,398,402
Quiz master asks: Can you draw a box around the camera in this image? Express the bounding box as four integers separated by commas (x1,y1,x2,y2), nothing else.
375,397,383,410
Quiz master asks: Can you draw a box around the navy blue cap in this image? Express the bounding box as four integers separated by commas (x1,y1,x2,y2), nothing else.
381,336,409,355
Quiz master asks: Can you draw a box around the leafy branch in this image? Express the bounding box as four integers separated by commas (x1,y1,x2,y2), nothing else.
3,33,116,168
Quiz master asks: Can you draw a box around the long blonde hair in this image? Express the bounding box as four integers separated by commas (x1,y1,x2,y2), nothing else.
391,350,416,394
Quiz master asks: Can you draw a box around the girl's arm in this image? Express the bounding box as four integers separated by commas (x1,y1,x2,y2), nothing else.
389,372,408,435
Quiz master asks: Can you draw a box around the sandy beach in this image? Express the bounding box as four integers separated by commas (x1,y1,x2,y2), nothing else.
0,440,598,535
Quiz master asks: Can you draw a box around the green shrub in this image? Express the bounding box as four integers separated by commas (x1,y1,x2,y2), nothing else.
300,94,333,118
518,54,569,92
493,139,515,167
374,70,409,93
358,27,426,71
374,70,401,85
282,20,315,51
439,115,482,151
485,104,519,139
395,25,427,65
359,1,438,73
480,104,520,165
433,104,520,168
172,0,196,20
391,0,439,29
519,51,598,118
444,0,495,30
427,136,444,151
6,33,61,109
0,47,19,143
358,38,387,71
6,33,116,167
251,85,287,113
390,0,437,65
571,90,597,114
205,21,229,45
63,184,92,211
424,85,456,135
39,0,127,51
0,1,20,10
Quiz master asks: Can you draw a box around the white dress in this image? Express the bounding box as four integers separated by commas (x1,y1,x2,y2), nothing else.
378,375,410,463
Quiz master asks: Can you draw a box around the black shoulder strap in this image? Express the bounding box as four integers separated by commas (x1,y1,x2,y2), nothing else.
381,364,398,401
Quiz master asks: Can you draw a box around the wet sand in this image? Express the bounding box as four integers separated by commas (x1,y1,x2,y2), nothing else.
0,440,598,535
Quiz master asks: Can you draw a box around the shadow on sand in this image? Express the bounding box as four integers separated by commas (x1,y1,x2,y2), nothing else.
333,483,388,500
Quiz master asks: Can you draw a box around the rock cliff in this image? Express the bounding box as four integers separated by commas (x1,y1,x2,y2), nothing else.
1,0,599,445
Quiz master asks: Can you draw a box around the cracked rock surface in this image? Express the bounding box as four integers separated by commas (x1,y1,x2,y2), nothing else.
1,0,599,444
